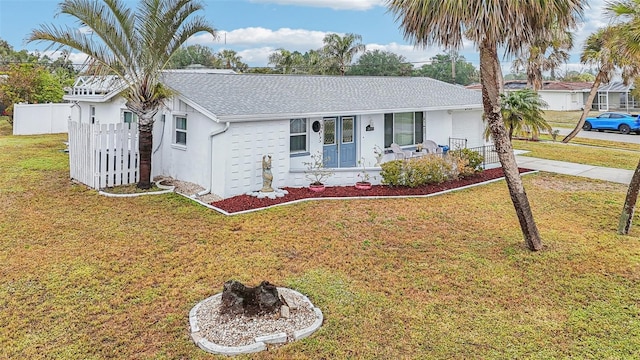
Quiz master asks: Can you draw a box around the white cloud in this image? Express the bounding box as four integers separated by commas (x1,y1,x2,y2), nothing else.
190,27,327,50
248,0,383,10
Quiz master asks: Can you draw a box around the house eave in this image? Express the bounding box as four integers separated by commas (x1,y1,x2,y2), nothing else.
215,104,483,122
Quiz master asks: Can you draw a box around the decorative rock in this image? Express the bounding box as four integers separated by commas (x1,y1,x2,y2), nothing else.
280,292,299,310
248,187,289,200
281,305,290,318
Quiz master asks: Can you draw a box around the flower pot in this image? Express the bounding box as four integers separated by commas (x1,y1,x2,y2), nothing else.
309,184,326,192
355,182,372,190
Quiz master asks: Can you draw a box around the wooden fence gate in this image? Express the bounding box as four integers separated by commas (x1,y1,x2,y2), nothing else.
68,120,139,189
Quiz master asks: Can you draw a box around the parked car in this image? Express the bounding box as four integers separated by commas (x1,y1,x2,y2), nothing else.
583,112,640,134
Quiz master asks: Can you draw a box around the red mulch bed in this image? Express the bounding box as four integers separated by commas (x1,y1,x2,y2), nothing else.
211,167,534,214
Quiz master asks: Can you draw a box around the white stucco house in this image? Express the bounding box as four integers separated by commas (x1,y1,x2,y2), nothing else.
65,70,489,199
468,80,593,111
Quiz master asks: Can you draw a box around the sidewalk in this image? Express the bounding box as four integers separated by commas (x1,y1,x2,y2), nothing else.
515,155,635,185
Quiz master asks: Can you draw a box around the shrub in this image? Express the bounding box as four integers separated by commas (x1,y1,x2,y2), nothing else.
380,155,453,187
380,160,405,186
448,148,484,177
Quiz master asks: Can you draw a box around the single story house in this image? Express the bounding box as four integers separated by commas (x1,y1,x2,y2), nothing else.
592,81,639,112
468,80,593,111
65,70,489,199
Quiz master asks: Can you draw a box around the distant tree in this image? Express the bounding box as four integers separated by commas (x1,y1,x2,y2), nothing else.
503,72,528,81
302,49,329,74
484,89,550,141
217,49,248,72
322,33,366,76
559,70,596,82
347,49,412,76
168,44,218,69
414,53,478,85
0,63,66,125
268,49,305,74
245,67,276,74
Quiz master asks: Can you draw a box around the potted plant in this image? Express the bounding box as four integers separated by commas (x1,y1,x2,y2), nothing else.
355,158,373,190
304,151,334,192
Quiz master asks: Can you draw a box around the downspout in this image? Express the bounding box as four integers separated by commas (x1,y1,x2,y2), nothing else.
197,121,230,196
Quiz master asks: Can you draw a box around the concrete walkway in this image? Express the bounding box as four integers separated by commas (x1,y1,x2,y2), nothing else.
515,155,635,185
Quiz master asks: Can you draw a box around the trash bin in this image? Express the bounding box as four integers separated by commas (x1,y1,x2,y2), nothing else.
438,145,449,154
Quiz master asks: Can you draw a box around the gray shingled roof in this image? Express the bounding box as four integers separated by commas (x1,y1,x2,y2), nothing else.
160,72,482,121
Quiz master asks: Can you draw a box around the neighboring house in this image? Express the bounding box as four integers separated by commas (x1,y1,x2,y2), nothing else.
468,80,640,113
65,70,488,199
592,81,639,112
468,81,592,111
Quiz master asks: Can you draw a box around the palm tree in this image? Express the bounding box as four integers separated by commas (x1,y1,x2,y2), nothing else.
386,0,584,251
217,49,247,72
268,49,304,74
601,0,640,234
28,0,215,189
512,26,574,90
322,33,366,76
485,89,550,141
303,49,329,75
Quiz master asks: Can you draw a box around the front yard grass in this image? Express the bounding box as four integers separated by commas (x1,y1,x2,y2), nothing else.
2,121,640,359
514,137,640,170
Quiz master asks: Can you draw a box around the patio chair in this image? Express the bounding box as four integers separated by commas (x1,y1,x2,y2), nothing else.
390,143,413,160
423,140,443,154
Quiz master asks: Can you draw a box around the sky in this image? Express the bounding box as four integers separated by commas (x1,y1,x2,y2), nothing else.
0,0,610,74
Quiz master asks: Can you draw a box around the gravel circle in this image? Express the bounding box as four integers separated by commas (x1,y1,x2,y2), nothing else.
194,288,319,348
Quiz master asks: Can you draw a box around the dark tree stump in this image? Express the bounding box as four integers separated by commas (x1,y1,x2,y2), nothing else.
220,280,283,316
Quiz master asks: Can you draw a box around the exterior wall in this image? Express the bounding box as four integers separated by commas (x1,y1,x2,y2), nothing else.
151,98,219,192
424,110,452,145
71,97,130,125
215,120,290,197
13,103,72,135
451,109,486,148
540,91,584,111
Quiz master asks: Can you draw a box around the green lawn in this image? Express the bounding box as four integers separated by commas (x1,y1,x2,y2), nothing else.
1,120,640,359
544,110,601,129
514,138,640,170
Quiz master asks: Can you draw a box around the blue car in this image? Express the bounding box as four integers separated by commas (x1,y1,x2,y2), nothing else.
583,112,640,134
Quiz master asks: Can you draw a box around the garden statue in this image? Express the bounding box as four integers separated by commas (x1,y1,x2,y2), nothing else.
261,155,274,192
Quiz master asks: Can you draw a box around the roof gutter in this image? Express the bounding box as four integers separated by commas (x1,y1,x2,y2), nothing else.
197,121,230,197
215,104,484,122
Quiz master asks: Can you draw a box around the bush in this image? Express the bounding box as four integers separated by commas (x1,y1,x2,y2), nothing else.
448,148,484,177
380,155,453,187
380,160,405,186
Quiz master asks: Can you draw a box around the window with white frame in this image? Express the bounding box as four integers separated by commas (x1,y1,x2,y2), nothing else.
90,106,96,124
384,112,424,147
123,110,138,124
290,118,308,153
174,116,187,145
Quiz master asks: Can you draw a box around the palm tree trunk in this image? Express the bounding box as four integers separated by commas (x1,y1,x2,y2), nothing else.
618,158,640,234
562,72,603,143
137,118,153,189
480,41,543,251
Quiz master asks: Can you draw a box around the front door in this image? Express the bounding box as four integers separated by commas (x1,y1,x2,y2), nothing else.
323,116,357,168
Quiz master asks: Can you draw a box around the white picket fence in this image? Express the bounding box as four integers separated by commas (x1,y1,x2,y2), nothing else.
68,120,139,189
